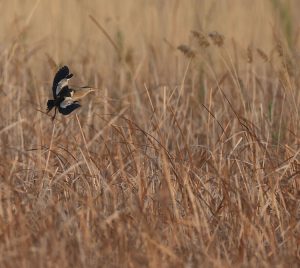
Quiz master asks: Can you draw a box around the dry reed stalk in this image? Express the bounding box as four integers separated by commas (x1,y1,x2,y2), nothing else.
247,46,253,63
0,1,299,267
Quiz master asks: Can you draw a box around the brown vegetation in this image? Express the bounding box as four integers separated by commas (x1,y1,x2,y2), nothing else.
0,0,299,267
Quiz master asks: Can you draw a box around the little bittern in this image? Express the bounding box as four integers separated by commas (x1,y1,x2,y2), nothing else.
47,66,94,120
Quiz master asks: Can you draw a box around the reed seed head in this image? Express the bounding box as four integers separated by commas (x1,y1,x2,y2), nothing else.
256,48,269,62
177,44,196,58
208,31,224,47
191,30,210,48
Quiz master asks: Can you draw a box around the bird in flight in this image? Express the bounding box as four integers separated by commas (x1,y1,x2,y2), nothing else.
47,66,94,120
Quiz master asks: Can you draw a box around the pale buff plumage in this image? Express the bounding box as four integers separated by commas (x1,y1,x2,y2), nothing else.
71,87,95,101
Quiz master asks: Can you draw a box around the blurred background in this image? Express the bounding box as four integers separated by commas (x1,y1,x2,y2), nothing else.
1,0,300,88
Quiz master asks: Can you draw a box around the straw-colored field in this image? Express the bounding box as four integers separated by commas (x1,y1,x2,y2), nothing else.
0,0,299,267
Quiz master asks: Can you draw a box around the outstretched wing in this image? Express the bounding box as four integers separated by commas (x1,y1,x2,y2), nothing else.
58,98,81,115
58,103,81,115
52,66,73,98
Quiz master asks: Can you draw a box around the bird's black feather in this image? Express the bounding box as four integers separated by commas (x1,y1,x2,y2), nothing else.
52,66,73,98
47,99,56,112
59,86,73,98
58,103,81,115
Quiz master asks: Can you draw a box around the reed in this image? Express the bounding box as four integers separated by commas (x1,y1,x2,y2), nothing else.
0,1,299,267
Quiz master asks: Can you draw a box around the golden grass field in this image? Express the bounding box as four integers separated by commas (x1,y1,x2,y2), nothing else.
0,0,300,267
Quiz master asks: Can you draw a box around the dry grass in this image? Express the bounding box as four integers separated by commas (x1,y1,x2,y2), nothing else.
0,0,300,267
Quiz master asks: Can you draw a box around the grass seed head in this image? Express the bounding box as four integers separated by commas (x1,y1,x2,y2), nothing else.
191,30,210,47
256,48,269,62
208,31,224,47
177,44,196,58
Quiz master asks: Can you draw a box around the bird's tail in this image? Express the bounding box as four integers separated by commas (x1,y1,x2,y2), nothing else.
47,99,55,112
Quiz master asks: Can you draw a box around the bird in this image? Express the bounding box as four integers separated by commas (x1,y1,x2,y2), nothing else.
47,65,94,120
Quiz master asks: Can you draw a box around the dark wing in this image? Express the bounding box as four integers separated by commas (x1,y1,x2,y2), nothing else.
52,66,73,98
59,87,73,98
58,102,81,115
47,99,55,112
